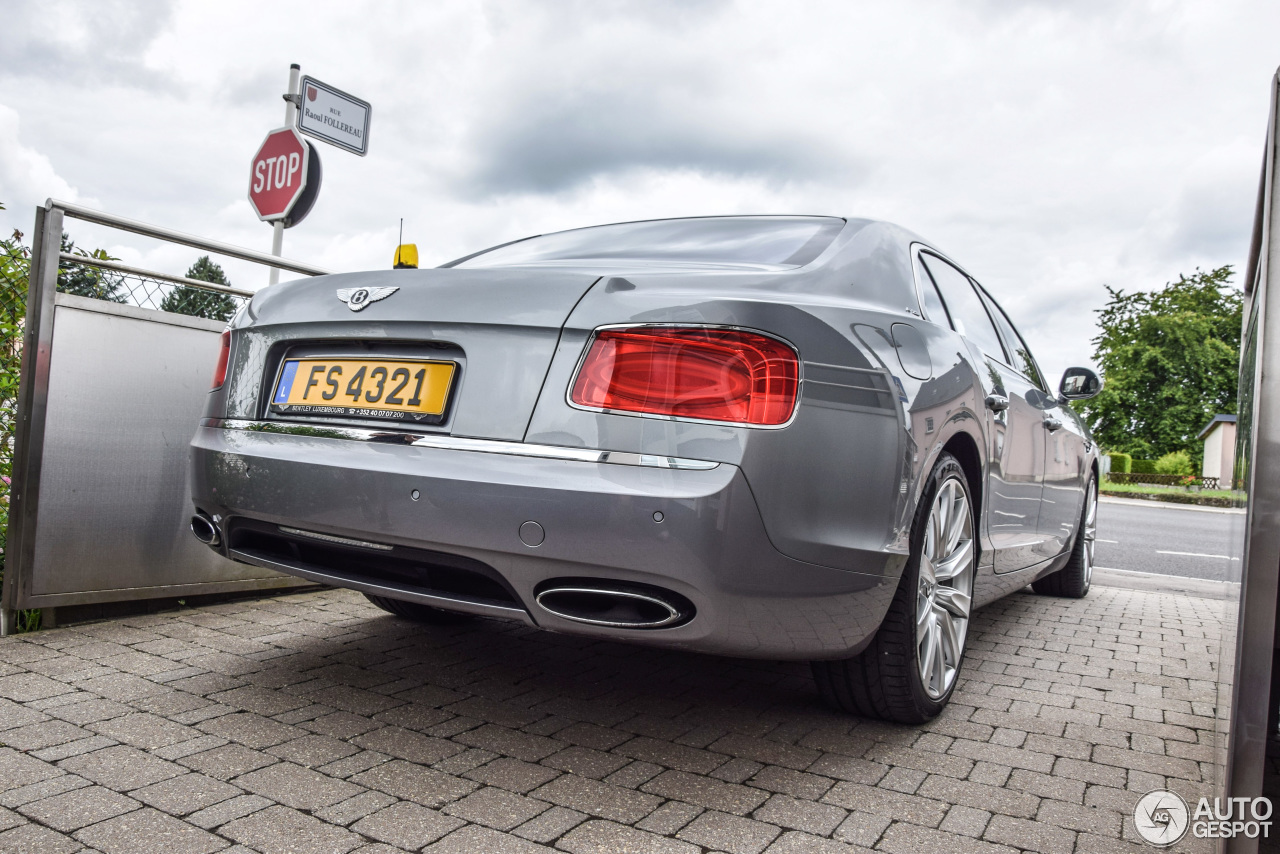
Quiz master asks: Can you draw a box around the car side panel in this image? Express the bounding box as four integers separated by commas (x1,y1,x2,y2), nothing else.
984,358,1049,572
849,281,1019,607
1037,404,1091,556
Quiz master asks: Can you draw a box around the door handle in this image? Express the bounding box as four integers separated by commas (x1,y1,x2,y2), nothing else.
985,394,1009,412
1043,416,1063,432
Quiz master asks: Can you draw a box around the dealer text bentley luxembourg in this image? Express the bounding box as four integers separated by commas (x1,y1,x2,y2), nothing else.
189,216,1101,723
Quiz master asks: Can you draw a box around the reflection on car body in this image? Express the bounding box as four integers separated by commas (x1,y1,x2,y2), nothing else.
189,215,1101,723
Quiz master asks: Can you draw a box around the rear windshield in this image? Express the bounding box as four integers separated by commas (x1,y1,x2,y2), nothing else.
447,216,845,269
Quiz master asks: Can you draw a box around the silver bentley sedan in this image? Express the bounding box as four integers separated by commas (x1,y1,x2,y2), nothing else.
190,215,1101,723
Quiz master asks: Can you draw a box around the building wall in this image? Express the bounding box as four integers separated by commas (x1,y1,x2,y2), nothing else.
1202,422,1237,482
1219,422,1236,485
1204,427,1223,479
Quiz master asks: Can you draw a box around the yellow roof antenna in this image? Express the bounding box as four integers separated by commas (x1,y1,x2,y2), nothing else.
394,218,418,269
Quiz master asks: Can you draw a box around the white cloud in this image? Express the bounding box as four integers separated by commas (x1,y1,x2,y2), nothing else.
1,0,1275,384
0,103,95,227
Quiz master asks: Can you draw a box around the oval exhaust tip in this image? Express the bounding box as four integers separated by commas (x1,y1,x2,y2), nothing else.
190,514,220,547
535,586,689,629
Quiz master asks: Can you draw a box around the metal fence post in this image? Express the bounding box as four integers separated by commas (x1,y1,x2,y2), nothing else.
1,203,62,635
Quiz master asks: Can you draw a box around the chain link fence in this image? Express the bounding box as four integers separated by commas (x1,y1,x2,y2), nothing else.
56,254,250,321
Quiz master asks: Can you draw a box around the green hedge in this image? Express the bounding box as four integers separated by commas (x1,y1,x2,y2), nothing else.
1131,459,1158,474
1107,452,1132,474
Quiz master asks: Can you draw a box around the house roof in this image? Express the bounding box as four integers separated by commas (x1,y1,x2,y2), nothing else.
1197,414,1238,440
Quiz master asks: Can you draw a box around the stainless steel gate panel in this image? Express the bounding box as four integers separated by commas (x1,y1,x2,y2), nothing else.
26,295,298,602
2,201,331,624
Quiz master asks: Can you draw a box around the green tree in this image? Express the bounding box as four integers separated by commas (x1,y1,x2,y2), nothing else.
1080,266,1241,462
0,204,30,584
57,234,126,302
159,255,236,321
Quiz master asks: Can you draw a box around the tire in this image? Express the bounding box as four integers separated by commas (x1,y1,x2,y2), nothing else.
813,453,977,723
363,593,473,624
1031,475,1096,599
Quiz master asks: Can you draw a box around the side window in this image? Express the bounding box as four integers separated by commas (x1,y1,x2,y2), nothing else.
978,289,1048,390
913,254,950,325
920,254,1007,361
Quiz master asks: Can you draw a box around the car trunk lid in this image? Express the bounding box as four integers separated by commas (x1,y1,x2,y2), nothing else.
228,268,601,441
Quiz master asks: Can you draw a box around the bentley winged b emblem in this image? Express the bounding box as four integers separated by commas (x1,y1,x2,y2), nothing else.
336,286,398,312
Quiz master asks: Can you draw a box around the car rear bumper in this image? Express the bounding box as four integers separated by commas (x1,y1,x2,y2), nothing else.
190,421,901,659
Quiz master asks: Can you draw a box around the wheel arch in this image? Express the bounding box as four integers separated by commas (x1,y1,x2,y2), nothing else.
941,431,983,519
941,430,984,565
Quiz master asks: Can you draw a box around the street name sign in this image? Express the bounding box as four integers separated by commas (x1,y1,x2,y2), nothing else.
297,76,371,156
248,127,311,221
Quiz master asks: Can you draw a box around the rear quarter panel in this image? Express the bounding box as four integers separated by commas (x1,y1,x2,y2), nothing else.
525,225,994,581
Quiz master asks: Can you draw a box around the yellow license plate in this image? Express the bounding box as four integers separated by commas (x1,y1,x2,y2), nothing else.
270,358,456,423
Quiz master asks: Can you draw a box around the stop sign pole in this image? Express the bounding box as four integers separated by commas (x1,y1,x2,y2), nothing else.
267,65,301,285
251,64,369,284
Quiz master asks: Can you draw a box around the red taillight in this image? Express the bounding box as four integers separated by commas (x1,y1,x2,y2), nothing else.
570,327,799,426
211,330,230,389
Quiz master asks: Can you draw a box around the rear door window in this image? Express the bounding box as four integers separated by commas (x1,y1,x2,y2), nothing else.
978,289,1049,391
920,254,1008,361
913,253,951,325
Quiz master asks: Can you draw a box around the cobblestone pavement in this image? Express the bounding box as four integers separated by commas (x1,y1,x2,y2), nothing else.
0,583,1223,854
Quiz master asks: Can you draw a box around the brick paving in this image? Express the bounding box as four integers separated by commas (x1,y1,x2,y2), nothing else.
0,583,1223,853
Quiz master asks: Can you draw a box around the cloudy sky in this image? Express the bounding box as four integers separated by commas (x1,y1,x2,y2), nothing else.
2,0,1276,382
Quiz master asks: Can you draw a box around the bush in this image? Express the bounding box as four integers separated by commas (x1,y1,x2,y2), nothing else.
1131,459,1158,474
1107,452,1132,474
1154,450,1194,476
1,206,45,631
1,217,28,580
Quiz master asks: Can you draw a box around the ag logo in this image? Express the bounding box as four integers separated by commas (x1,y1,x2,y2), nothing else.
1134,789,1189,846
336,287,397,312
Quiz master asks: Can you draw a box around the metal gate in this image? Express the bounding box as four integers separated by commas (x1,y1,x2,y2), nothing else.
2,200,331,631
1224,67,1280,852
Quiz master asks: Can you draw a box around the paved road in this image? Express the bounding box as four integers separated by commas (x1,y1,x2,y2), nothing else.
0,585,1221,854
1094,496,1245,582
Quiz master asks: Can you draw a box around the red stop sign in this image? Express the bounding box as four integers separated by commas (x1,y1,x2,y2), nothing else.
248,127,310,221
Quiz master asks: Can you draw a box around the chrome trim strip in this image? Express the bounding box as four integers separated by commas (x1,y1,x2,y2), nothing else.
227,548,534,624
278,526,394,551
202,418,721,471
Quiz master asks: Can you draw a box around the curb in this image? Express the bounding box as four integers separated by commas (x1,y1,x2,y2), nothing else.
1099,495,1244,515
1099,488,1238,509
1092,566,1238,599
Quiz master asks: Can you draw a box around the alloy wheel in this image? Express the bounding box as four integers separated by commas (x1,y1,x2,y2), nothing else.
916,475,975,700
1081,481,1097,587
